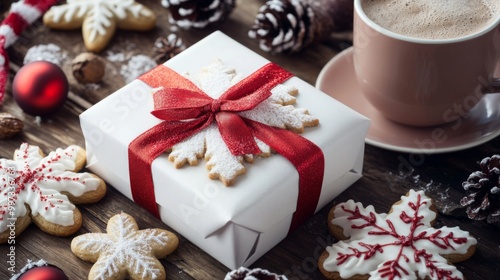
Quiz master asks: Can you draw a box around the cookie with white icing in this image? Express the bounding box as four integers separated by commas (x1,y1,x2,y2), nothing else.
43,0,156,52
71,212,179,280
0,143,106,243
318,190,477,280
158,59,318,186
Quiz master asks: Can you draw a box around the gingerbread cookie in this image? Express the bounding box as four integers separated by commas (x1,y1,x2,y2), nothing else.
0,143,106,243
71,212,179,280
43,0,156,52
318,190,477,280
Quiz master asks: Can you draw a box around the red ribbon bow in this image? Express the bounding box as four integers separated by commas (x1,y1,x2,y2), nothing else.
128,62,325,233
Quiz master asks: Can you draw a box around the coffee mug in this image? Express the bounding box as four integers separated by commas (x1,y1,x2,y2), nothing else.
353,0,500,127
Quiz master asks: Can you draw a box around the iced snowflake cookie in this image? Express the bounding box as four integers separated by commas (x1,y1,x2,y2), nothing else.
43,0,157,52
318,190,477,280
0,143,106,243
71,212,179,280
163,59,318,186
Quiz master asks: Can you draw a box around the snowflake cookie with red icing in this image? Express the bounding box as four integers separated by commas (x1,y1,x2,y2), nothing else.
318,190,477,280
71,212,179,280
0,143,106,243
167,59,319,186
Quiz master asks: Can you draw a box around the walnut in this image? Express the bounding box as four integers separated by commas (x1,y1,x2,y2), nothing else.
0,113,24,139
71,52,106,84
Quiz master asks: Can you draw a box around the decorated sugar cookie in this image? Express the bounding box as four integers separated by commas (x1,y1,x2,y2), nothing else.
71,212,179,280
142,59,319,186
318,190,477,280
0,143,106,243
43,0,157,52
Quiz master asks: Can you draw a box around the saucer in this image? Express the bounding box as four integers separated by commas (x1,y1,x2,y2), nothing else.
316,47,500,154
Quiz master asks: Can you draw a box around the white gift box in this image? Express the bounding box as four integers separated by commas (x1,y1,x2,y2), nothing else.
79,31,370,269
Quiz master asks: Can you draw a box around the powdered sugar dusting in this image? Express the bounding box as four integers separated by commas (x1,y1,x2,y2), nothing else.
23,43,67,66
120,54,157,83
386,166,459,216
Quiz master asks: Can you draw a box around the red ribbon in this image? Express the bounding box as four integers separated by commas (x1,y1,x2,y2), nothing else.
128,62,325,233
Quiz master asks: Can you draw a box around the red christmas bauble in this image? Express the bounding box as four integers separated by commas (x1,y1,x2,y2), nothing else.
17,264,68,280
12,61,69,116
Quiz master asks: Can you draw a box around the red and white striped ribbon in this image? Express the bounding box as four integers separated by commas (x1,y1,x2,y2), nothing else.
0,0,58,104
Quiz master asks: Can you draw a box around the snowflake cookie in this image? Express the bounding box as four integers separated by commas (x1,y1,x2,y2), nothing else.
71,212,179,280
318,190,477,280
166,59,319,186
43,0,157,52
0,143,106,243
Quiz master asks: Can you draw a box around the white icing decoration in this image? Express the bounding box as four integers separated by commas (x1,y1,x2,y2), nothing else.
0,143,102,232
47,0,152,42
323,190,477,280
165,59,318,183
72,213,171,279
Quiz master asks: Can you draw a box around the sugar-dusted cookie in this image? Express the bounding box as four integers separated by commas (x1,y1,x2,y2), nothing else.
43,0,156,52
0,143,106,243
156,59,318,186
71,212,179,280
318,190,477,280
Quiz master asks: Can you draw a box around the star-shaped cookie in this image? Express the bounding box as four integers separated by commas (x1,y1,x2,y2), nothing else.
43,0,157,52
71,212,179,280
0,143,106,243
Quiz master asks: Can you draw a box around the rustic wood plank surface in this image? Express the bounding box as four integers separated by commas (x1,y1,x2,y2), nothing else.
1,0,499,279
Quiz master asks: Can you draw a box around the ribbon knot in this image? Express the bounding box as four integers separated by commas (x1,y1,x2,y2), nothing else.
211,99,222,113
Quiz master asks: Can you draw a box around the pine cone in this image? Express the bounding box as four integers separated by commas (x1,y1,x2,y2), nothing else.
225,267,288,280
161,0,236,29
248,0,353,53
153,33,186,64
460,155,500,224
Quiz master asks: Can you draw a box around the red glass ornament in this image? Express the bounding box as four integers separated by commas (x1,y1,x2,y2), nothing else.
12,61,69,116
17,264,68,280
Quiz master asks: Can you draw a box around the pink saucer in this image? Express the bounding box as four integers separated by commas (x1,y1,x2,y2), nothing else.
316,47,500,154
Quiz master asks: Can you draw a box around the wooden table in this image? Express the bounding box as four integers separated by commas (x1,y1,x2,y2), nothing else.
1,1,499,279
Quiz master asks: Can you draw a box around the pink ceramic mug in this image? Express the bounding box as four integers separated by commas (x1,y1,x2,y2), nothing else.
353,0,500,127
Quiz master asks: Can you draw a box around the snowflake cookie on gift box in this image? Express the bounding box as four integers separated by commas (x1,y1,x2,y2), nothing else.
143,59,319,186
318,190,477,280
71,212,179,280
0,143,106,243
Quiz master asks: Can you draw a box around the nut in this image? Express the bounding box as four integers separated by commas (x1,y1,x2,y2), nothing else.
71,52,106,84
0,113,24,139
